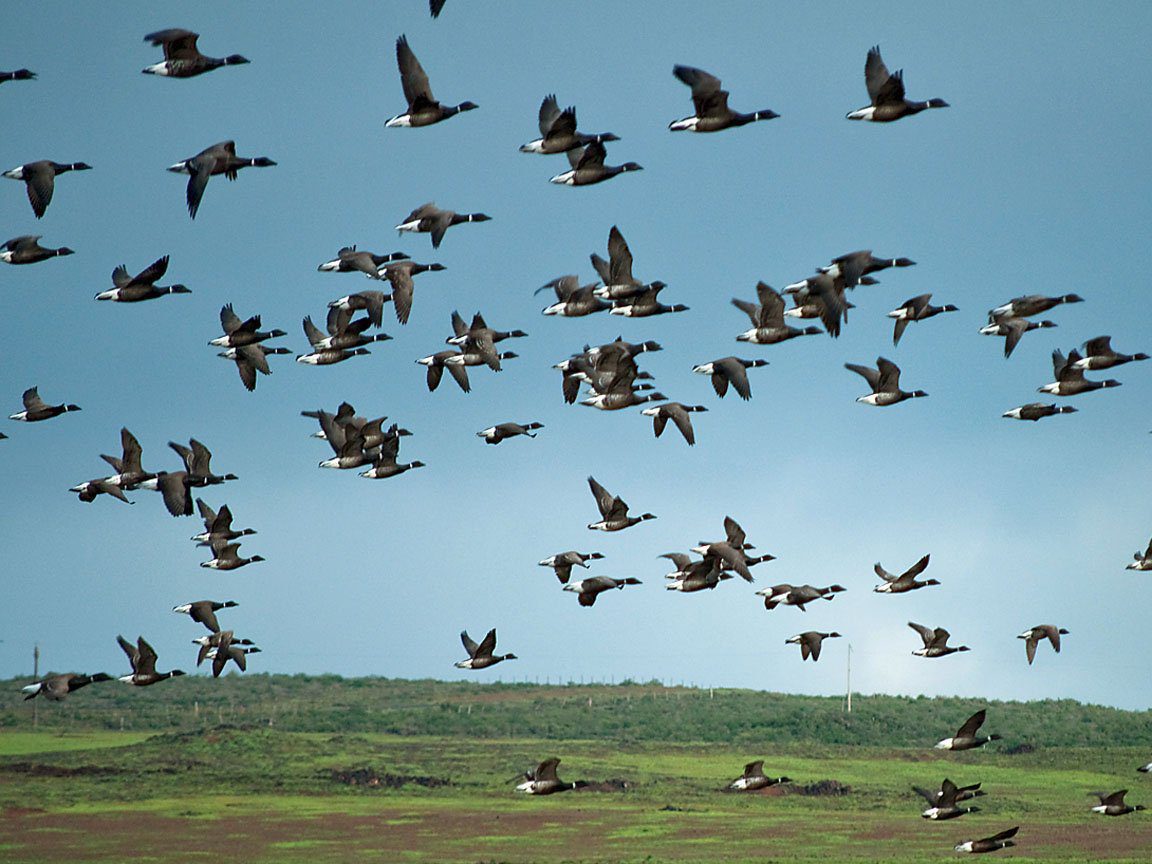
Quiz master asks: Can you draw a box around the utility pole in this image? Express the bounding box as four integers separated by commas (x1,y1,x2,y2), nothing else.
845,643,852,713
33,643,40,730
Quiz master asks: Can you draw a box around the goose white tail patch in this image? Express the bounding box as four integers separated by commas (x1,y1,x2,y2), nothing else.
385,115,413,128
395,220,422,232
669,116,699,131
846,106,876,121
549,171,576,185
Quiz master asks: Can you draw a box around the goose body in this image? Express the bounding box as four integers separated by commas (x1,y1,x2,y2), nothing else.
1092,790,1145,816
954,826,1018,854
95,255,189,302
317,246,408,278
979,314,1056,358
168,140,275,219
455,628,517,669
988,293,1083,319
1,234,73,264
846,46,948,122
539,275,609,316
395,203,488,248
888,294,957,345
641,402,707,445
10,386,80,422
23,672,112,701
521,94,618,153
935,709,999,751
550,141,642,186
1002,403,1077,421
669,65,778,132
514,758,586,795
563,575,642,607
727,760,791,791
1039,349,1121,396
909,621,969,658
757,583,845,611
539,551,604,584
116,635,185,686
786,631,841,662
845,357,926,405
873,554,938,593
1127,537,1152,571
142,29,248,78
734,282,822,343
172,599,238,633
3,160,91,218
586,476,656,531
1017,624,1068,665
477,421,542,444
386,35,477,127
693,357,767,401
919,778,982,820
201,540,264,570
219,344,291,391
1072,336,1149,370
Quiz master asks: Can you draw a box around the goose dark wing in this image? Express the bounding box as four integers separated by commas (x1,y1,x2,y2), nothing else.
575,140,607,169
117,635,140,672
587,476,615,518
742,760,764,778
607,226,636,285
385,266,415,324
135,637,159,677
865,46,905,105
22,161,56,218
145,29,201,61
475,628,497,658
908,621,936,647
955,710,987,739
902,554,931,581
131,255,169,286
21,387,47,411
535,758,561,782
460,630,480,658
875,357,902,393
396,35,435,110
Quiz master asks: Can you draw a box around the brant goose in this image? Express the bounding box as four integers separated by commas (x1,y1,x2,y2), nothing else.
168,140,275,219
139,471,194,516
515,758,587,794
563,575,643,607
172,599,238,633
10,386,80,422
455,629,517,669
116,636,185,686
1092,790,1145,816
782,271,855,337
988,293,1083,319
979,314,1056,358
22,673,112,701
846,46,948,122
386,35,477,127
95,255,189,302
97,427,154,491
550,140,642,186
935,710,999,750
757,583,845,611
580,383,665,411
317,246,409,278
211,304,287,348
396,203,489,248
1002,403,1077,421
417,350,471,392
329,291,392,328
142,29,248,78
538,275,609,317
664,553,729,593
219,344,292,391
669,65,778,132
192,630,256,666
873,554,938,593
641,402,707,445
70,477,133,505
909,622,969,658
888,294,957,345
477,421,543,444
786,631,841,662
3,160,91,218
1017,624,1068,665
692,516,772,583
191,500,255,547
447,311,527,369
168,439,237,487
379,260,446,324
358,427,425,479
0,68,35,83
727,761,791,791
297,345,372,366
734,282,822,344
1,234,73,264
201,539,264,570
954,826,1018,853
693,357,768,401
820,250,916,287
1072,336,1149,370
918,778,982,820
539,551,605,584
587,476,656,531
521,94,619,153
609,281,688,317
1039,349,1121,396
1127,537,1152,571
591,225,649,300
207,641,260,678
845,357,927,405
304,308,390,352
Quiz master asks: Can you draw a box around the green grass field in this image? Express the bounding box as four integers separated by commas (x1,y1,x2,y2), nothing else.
2,725,1151,863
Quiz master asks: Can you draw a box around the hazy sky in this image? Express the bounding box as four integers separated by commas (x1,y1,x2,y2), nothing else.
4,2,1152,710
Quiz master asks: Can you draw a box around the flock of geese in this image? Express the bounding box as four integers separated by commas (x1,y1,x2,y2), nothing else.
6,5,1149,856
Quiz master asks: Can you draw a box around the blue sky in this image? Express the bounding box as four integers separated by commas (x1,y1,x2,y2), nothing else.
4,1,1152,710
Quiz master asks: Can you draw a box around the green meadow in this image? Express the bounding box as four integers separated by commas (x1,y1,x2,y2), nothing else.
2,677,1150,862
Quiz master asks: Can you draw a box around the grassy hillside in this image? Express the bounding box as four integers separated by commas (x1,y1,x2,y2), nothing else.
4,674,1151,748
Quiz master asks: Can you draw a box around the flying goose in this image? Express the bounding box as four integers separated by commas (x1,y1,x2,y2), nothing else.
520,94,619,153
191,500,256,547
846,46,948,122
988,293,1083,319
386,35,477,127
358,427,425,479
935,710,999,751
219,343,292,391
692,516,772,582
210,304,288,348
1002,403,1077,422
733,282,822,344
693,357,768,401
207,633,260,677
95,255,190,302
549,141,642,186
192,630,257,666
455,628,517,669
70,477,133,505
1091,790,1145,816
317,246,409,278
909,622,969,658
94,427,154,492
142,29,249,78
1039,349,1120,396
979,314,1056,358
538,275,609,317
22,672,112,701
1017,624,1068,665
539,551,605,584
845,357,927,405
3,159,91,218
888,294,957,345
297,346,371,366
172,599,239,633
954,826,1018,854
609,282,688,317
669,65,778,132
0,68,35,84
168,140,275,219
783,270,876,336
586,476,656,531
396,202,489,249
201,539,264,570
580,383,665,411
590,225,651,300
873,554,938,594
447,311,527,370
663,553,729,593
514,758,587,794
139,471,194,516
304,307,391,352
727,760,791,791
917,778,982,820
168,439,237,487
417,351,471,393
9,386,80,422
757,583,845,611
786,631,841,662
820,250,916,288
329,291,392,328
477,422,543,444
117,635,185,686
0,235,73,264
1072,336,1149,370
563,575,643,607
1127,537,1152,571
641,402,707,445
